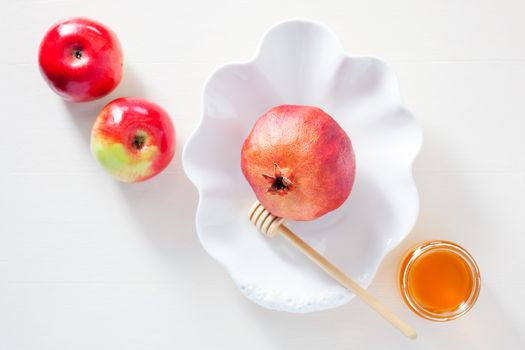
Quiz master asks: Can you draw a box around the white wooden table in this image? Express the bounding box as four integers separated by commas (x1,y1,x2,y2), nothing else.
1,0,524,348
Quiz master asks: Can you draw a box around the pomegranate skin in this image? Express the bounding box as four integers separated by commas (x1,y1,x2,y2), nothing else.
241,105,356,221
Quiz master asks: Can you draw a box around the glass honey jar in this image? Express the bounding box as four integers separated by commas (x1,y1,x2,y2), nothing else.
399,240,481,321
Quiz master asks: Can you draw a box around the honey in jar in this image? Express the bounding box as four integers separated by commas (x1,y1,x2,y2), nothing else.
399,240,481,321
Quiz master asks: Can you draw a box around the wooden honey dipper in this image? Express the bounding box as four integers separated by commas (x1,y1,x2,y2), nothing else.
249,201,417,339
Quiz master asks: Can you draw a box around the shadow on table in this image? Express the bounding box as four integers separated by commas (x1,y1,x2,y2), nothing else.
235,283,524,349
62,62,147,144
114,134,200,263
60,62,201,265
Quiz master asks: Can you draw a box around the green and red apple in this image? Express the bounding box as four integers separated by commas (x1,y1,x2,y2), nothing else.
91,97,176,182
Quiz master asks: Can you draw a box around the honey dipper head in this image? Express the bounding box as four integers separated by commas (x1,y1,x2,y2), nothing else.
249,201,286,238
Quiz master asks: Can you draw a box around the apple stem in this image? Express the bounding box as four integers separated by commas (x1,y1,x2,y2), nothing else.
73,49,82,59
132,134,146,150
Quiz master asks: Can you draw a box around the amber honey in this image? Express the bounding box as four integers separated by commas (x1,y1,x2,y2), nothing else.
399,241,480,321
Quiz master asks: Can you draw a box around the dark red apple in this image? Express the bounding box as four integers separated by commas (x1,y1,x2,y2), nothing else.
241,105,356,221
38,17,123,102
91,97,176,182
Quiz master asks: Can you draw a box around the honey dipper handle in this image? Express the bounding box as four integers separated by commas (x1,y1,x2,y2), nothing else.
277,224,417,340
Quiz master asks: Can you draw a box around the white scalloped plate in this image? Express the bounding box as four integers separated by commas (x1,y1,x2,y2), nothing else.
183,19,422,313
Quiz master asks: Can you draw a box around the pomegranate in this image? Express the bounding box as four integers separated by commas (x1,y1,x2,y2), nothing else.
241,105,356,221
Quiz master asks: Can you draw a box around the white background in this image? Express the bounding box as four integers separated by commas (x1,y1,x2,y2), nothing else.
1,0,524,349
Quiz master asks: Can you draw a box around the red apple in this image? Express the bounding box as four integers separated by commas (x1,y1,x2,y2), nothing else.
91,98,176,182
38,17,123,102
241,105,355,221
